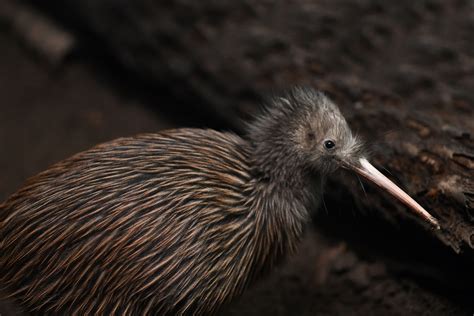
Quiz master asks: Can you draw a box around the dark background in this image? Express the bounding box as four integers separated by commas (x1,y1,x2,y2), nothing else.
1,0,473,315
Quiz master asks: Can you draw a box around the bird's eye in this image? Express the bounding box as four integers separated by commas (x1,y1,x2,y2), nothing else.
324,140,336,150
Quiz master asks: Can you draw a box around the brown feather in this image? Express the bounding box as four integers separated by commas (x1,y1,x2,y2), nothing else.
0,129,312,315
1,88,363,315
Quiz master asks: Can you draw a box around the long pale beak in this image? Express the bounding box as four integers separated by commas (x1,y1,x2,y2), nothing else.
344,157,440,230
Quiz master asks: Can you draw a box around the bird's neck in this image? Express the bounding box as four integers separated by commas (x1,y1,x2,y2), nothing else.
248,164,322,273
243,138,324,275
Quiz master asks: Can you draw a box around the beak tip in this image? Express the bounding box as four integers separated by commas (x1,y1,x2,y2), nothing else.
427,216,441,230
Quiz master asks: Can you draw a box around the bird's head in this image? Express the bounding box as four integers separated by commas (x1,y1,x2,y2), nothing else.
249,87,440,229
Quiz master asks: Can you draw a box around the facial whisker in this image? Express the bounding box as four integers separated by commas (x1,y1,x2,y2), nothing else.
321,193,329,215
379,165,393,176
356,174,367,197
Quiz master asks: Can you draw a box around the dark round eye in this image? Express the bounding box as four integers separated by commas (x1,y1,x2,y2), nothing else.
324,140,336,150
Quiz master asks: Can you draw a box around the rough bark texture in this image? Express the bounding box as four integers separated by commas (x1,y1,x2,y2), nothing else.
6,0,474,314
33,0,473,255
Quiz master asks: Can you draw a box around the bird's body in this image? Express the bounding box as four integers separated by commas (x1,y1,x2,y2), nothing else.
0,88,439,315
0,129,317,315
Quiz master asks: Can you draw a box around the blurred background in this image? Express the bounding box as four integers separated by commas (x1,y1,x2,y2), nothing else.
0,0,473,315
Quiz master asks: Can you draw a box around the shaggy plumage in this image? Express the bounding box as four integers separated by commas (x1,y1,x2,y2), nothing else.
0,87,371,314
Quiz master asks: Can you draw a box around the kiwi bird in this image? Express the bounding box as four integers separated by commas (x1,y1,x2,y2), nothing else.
0,87,439,315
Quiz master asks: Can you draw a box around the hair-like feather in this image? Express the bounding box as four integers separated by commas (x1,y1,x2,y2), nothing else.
0,87,361,315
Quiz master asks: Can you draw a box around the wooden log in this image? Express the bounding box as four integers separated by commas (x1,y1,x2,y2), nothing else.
32,0,473,253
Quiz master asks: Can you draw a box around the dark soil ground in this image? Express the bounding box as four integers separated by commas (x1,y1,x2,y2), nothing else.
0,1,473,314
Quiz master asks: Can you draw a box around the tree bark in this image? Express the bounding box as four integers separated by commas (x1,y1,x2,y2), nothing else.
33,0,473,252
